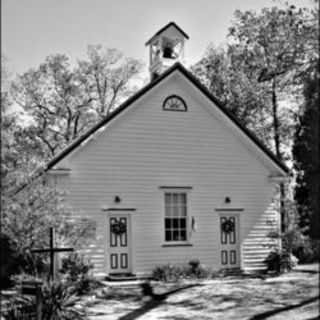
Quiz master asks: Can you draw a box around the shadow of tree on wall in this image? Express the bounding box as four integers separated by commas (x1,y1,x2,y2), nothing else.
249,296,320,320
117,284,201,320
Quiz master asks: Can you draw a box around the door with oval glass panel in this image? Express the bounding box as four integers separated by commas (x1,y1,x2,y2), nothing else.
219,214,240,269
108,215,131,273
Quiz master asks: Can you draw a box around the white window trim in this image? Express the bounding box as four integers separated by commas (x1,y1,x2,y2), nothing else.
160,187,193,246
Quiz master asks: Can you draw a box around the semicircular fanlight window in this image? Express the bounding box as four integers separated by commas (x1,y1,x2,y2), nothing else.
163,95,187,112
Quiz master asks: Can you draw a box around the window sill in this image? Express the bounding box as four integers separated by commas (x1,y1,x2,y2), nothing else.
161,243,193,247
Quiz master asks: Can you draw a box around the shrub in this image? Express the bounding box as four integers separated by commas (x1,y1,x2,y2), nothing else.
59,253,100,295
2,295,35,320
0,234,45,288
292,238,320,263
60,253,93,282
187,259,211,278
41,280,86,320
3,280,86,320
152,260,213,282
264,249,298,273
267,228,319,264
152,264,186,282
193,264,211,278
188,259,200,273
0,233,18,289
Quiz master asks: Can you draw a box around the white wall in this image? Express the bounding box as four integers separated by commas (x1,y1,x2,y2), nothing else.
54,71,281,275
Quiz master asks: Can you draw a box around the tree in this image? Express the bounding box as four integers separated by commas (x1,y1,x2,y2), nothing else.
228,4,316,161
12,46,142,159
193,4,318,233
293,70,319,238
2,176,96,276
228,5,318,233
77,45,143,118
1,58,95,277
192,46,273,144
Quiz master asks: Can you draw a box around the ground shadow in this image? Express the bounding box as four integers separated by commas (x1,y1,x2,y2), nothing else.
168,292,244,313
249,296,320,320
295,269,319,274
117,284,200,320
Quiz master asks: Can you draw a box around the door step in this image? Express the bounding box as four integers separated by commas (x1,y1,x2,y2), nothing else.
220,268,242,275
106,273,137,281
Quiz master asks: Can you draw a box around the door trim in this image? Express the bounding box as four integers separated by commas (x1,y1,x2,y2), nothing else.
106,212,133,274
218,211,241,269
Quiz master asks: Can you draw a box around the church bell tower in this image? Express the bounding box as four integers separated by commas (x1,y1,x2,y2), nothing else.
145,22,189,81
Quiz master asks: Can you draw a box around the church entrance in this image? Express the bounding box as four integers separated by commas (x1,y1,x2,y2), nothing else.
108,214,131,274
219,213,240,269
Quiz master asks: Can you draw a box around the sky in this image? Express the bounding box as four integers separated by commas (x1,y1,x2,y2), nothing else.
2,0,315,77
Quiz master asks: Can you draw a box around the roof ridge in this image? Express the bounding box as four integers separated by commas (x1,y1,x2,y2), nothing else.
145,22,189,46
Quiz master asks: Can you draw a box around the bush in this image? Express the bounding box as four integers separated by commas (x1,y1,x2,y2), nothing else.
0,234,45,288
0,233,18,289
3,280,86,320
267,228,320,264
188,259,211,278
188,259,200,272
41,280,86,320
264,249,298,273
60,253,93,282
59,253,100,295
152,260,213,282
2,295,35,320
292,238,320,263
152,264,187,282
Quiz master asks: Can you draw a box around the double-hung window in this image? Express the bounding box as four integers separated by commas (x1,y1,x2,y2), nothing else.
164,192,187,242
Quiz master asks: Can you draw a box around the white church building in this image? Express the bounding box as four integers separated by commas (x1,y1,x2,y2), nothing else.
45,22,288,277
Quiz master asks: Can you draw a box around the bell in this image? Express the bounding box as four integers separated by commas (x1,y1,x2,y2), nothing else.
163,47,174,59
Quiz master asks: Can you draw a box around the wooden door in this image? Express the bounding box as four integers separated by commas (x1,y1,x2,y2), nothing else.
219,214,240,268
108,215,130,273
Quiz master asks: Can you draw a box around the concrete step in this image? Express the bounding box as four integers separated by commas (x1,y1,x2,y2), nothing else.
106,273,138,281
244,263,267,270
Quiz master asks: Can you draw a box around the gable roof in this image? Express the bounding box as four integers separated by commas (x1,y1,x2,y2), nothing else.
145,22,189,46
45,62,289,175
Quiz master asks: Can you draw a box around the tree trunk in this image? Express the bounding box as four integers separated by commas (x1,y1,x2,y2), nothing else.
310,84,320,240
272,77,286,234
272,78,281,160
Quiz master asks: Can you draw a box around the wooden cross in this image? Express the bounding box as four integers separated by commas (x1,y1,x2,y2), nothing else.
31,227,74,280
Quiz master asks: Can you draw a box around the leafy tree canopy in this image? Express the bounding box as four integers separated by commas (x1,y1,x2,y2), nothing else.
193,3,318,161
12,45,143,159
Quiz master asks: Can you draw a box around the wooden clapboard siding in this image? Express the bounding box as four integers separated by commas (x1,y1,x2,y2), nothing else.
54,71,281,275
